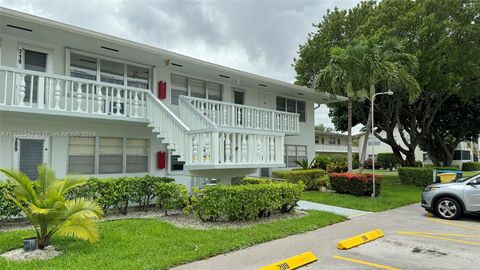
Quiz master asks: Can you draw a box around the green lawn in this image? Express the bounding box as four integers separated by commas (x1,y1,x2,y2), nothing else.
0,211,344,270
303,170,423,212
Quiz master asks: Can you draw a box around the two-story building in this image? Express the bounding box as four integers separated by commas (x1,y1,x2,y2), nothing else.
0,8,343,190
314,130,359,157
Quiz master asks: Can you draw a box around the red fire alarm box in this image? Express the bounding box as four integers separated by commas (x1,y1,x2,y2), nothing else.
158,81,167,100
157,151,166,169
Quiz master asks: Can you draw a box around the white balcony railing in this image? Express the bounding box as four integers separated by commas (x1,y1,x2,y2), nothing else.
180,96,300,134
0,66,149,118
0,66,286,169
185,131,284,167
315,144,359,153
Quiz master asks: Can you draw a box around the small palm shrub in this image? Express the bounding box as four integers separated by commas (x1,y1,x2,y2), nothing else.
272,169,327,191
0,165,103,249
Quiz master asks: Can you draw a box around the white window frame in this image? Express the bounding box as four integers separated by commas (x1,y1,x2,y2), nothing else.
17,43,54,73
167,150,185,174
276,96,306,122
67,136,150,175
170,73,224,105
284,144,307,168
67,49,153,89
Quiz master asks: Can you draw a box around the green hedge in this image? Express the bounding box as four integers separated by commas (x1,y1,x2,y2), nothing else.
462,162,480,171
187,183,303,221
0,182,22,221
398,167,433,187
377,153,399,171
240,177,286,185
272,169,327,191
68,175,179,214
424,164,460,170
329,173,382,197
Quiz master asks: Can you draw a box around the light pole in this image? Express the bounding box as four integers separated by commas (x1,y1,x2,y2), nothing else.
371,90,394,198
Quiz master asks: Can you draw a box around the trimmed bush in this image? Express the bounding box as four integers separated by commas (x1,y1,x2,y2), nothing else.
462,162,480,171
326,163,348,173
154,182,188,215
329,173,382,197
398,167,433,187
424,164,460,170
187,183,303,221
240,177,285,185
272,169,327,190
0,182,21,221
377,153,399,171
68,175,176,214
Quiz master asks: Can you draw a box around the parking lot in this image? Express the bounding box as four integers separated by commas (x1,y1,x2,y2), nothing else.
175,204,480,270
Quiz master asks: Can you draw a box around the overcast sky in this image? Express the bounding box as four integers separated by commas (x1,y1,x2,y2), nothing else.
1,0,362,133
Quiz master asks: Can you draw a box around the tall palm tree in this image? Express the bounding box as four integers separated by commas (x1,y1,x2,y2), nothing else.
316,45,368,172
0,165,103,249
316,38,420,172
355,39,421,172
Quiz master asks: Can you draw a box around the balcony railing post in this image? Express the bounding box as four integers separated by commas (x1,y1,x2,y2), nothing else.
18,73,26,106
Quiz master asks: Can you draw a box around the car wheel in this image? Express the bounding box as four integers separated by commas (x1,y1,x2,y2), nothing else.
435,197,462,220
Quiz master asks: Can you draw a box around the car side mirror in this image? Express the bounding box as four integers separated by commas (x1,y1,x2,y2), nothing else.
468,179,480,185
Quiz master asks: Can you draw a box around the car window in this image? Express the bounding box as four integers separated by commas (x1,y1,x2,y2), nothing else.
458,173,480,183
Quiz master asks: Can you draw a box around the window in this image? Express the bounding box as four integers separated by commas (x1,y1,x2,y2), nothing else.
284,145,307,168
70,51,150,88
126,139,148,173
207,82,222,101
190,79,206,98
276,96,306,122
68,137,95,174
454,150,471,161
127,65,149,89
68,137,149,174
170,74,223,105
171,74,188,105
315,135,319,144
170,154,184,171
337,139,341,145
368,137,381,146
99,137,123,173
321,138,324,144
328,137,336,145
70,53,97,80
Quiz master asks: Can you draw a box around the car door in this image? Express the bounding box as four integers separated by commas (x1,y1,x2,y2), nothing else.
463,177,480,212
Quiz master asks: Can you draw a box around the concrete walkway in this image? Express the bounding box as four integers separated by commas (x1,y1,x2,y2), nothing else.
297,200,372,219
174,204,480,270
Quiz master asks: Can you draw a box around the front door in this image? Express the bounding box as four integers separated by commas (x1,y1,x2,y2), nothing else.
18,46,50,107
13,137,50,180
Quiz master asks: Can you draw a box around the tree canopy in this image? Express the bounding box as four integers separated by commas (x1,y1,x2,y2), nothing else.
295,0,480,166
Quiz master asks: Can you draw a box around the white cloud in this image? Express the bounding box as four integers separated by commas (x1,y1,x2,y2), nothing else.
1,0,362,129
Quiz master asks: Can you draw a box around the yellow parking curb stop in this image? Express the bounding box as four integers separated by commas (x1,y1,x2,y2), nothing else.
337,229,384,250
258,251,317,270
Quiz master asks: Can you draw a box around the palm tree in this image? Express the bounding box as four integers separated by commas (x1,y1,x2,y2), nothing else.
316,46,368,172
316,38,420,172
355,39,421,172
0,165,103,249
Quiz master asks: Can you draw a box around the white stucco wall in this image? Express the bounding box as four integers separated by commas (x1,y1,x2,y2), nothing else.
0,29,317,182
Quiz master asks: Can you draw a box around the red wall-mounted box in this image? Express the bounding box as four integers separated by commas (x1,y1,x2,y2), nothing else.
158,81,167,100
157,151,166,169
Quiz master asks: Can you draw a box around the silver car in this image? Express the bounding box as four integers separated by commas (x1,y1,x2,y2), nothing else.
421,173,480,219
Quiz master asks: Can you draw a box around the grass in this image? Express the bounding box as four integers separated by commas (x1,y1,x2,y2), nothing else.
0,211,344,270
303,170,423,212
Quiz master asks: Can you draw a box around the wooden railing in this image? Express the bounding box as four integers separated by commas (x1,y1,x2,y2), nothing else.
180,96,300,134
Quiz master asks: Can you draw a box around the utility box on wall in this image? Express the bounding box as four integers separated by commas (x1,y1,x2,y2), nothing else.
157,151,166,169
158,81,167,100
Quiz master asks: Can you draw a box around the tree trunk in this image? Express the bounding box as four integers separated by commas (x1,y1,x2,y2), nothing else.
359,108,372,173
347,97,353,172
